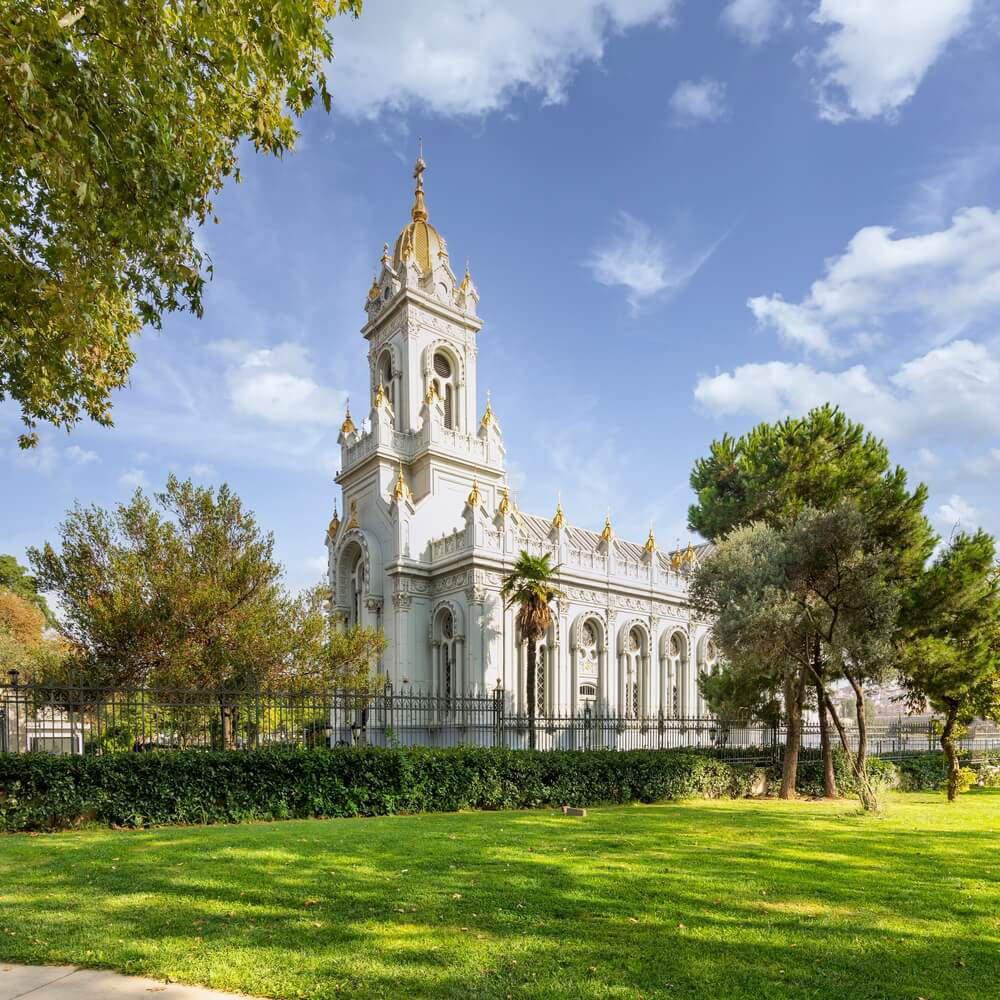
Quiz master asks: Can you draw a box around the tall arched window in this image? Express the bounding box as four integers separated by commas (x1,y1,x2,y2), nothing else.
536,646,547,717
349,553,364,626
433,351,456,429
669,633,684,716
378,350,394,408
625,628,643,719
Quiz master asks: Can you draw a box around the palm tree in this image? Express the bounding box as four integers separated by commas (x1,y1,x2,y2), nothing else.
501,551,563,749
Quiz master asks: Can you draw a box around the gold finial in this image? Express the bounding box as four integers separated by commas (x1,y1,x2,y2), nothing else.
480,389,493,429
643,525,656,554
368,275,380,301
326,501,341,540
599,510,613,543
496,485,511,517
373,379,387,408
460,260,473,294
466,479,481,508
670,540,683,571
391,461,411,504
347,498,359,529
381,242,390,266
423,381,438,406
683,540,696,564
411,141,428,223
552,494,565,532
341,400,356,436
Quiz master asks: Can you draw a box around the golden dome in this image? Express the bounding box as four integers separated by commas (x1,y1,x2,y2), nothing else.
392,151,449,274
340,402,356,436
599,512,613,543
326,504,341,540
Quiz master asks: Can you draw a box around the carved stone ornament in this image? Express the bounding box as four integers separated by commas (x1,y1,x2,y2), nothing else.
392,593,413,610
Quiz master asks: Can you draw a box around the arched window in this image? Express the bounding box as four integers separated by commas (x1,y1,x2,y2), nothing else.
536,646,547,717
669,633,684,716
625,627,643,719
350,553,364,626
433,351,456,429
378,351,394,407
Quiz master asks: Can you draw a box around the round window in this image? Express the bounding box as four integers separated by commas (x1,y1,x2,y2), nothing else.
433,353,452,379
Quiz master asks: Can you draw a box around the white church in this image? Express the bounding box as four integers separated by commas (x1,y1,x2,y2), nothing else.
326,153,717,727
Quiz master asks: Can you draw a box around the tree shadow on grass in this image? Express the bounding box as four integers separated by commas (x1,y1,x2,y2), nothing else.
1,797,998,999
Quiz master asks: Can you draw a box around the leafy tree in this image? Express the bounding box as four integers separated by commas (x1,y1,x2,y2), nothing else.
28,476,383,746
899,531,1000,800
693,507,900,811
688,405,934,798
1,0,361,447
501,551,563,750
0,554,54,623
0,590,69,683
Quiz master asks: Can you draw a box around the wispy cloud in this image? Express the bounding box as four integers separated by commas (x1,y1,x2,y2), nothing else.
669,79,728,126
585,211,717,315
721,0,789,46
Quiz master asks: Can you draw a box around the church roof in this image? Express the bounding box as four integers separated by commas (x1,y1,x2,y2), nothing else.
512,511,711,567
392,149,449,273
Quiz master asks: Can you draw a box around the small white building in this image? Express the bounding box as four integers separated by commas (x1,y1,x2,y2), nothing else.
327,153,716,722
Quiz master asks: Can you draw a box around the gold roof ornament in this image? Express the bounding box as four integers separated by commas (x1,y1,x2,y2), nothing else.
496,485,511,517
480,389,494,429
423,381,439,406
373,380,388,408
326,501,341,540
683,541,697,565
670,542,683,571
340,400,356,436
551,495,565,532
466,479,481,508
347,498,360,530
599,511,613,543
391,461,412,504
367,276,380,301
460,260,474,294
643,526,656,555
381,242,390,267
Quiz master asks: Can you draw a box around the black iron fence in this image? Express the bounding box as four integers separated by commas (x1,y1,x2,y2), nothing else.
2,675,998,763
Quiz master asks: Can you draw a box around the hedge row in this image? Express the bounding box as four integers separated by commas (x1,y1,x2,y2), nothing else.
0,746,760,832
785,749,1000,796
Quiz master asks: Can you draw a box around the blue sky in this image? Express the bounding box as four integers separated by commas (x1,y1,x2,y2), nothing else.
5,0,1000,590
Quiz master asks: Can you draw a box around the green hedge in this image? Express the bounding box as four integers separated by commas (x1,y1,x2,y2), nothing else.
0,746,760,832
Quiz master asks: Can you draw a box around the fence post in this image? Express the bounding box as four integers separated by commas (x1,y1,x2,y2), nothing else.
493,682,504,749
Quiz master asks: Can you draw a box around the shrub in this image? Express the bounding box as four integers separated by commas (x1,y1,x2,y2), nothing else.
0,746,758,832
772,748,900,798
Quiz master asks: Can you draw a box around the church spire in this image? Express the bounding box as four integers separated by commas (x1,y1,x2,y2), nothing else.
411,139,428,223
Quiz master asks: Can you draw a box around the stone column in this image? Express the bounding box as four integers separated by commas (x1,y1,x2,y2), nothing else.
392,592,411,688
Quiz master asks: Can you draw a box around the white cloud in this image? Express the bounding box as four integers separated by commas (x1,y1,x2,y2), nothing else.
329,0,679,118
669,79,728,125
214,341,347,426
585,211,715,314
916,447,938,468
748,207,1000,357
119,468,150,492
966,449,1000,477
811,0,974,122
693,338,1000,442
721,0,788,45
66,445,98,464
190,463,215,479
934,493,980,533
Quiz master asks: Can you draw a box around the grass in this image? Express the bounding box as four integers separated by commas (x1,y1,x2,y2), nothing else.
1,792,998,1000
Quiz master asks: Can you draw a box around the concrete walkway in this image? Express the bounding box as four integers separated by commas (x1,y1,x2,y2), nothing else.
0,963,263,1000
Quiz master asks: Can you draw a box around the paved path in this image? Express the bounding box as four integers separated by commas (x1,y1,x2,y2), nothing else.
0,963,263,1000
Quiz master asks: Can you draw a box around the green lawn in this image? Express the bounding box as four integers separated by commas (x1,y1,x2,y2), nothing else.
1,792,998,1000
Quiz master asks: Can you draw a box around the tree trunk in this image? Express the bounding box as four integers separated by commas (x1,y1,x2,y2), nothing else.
816,676,836,798
813,635,836,798
847,676,879,812
780,668,806,799
526,637,537,751
940,704,961,802
220,699,233,750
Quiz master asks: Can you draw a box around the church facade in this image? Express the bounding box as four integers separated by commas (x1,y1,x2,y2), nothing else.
326,154,716,726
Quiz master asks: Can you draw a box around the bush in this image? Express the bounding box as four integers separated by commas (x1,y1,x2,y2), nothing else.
0,746,758,832
772,748,900,797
